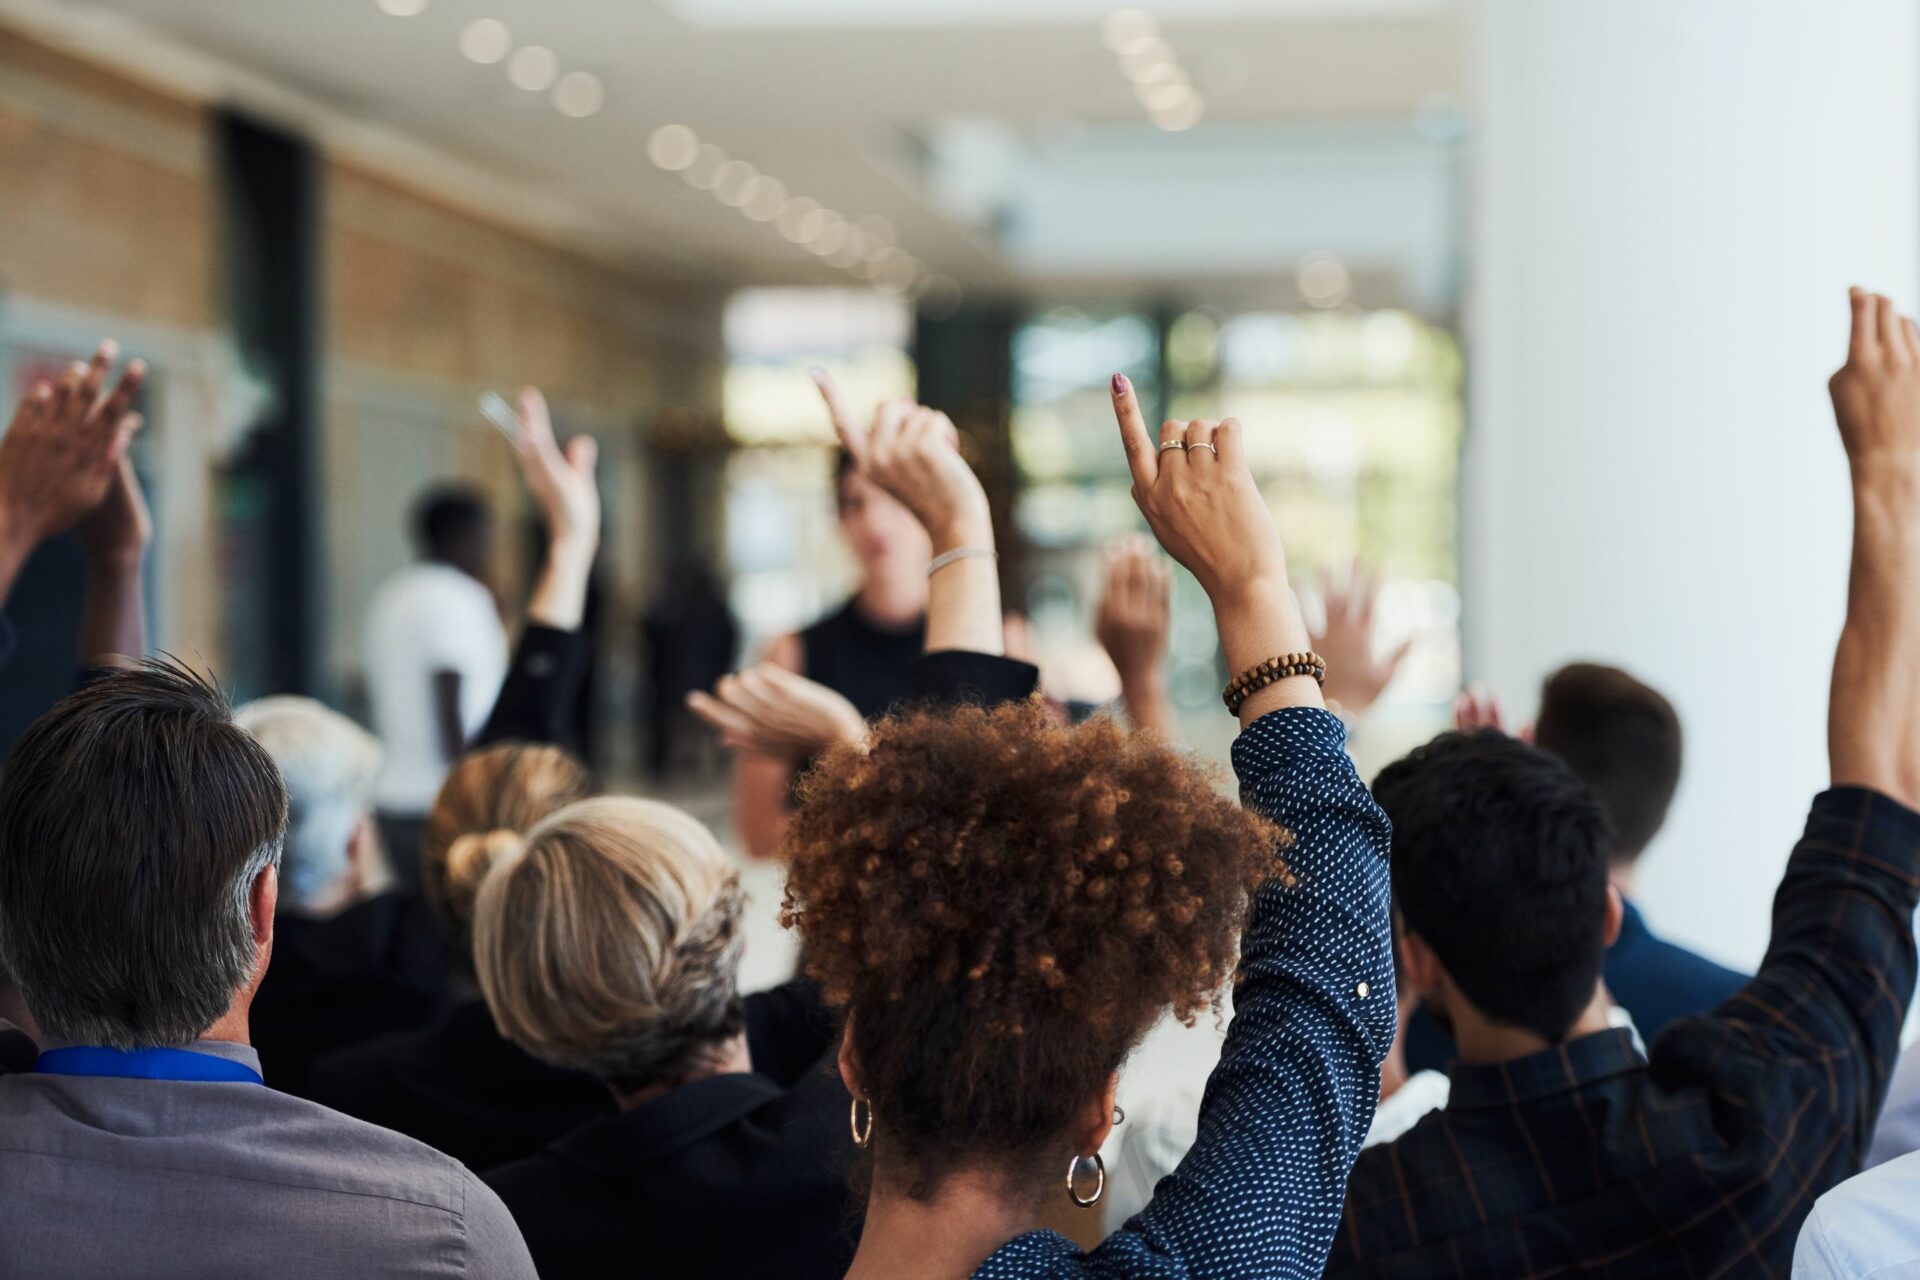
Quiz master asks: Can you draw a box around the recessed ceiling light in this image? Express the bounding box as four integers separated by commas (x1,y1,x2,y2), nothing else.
742,175,788,221
1140,80,1196,112
683,143,729,188
1151,97,1204,131
507,45,559,92
1129,59,1181,87
552,71,604,118
377,0,430,15
777,197,821,242
806,210,850,257
648,124,700,170
1102,9,1157,55
712,160,758,206
1297,252,1351,307
1119,38,1173,76
459,18,512,64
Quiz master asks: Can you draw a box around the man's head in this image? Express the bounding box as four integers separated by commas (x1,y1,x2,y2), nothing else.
1532,662,1682,867
1375,730,1618,1047
235,696,381,916
412,485,494,583
0,661,287,1049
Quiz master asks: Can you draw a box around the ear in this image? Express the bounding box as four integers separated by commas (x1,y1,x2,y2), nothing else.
837,1021,865,1099
1075,1072,1122,1157
1602,884,1625,949
1399,929,1443,998
249,863,278,951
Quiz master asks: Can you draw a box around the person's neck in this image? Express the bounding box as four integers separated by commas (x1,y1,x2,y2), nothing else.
0,981,40,1040
613,1034,752,1111
198,1003,253,1049
1608,862,1639,898
846,1170,1035,1280
1449,984,1614,1066
855,568,927,630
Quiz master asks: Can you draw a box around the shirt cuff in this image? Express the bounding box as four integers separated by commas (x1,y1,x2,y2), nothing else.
912,651,1040,709
1806,785,1920,870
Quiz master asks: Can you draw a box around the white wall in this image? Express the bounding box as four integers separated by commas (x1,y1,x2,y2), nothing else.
1466,0,1919,969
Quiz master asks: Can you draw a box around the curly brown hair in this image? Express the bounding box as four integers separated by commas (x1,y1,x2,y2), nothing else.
782,699,1288,1200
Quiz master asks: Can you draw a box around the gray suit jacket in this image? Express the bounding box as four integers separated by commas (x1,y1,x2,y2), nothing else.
0,1039,536,1279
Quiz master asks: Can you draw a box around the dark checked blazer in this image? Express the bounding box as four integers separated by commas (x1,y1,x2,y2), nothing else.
1329,786,1920,1279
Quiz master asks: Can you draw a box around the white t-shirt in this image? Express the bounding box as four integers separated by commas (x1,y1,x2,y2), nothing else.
363,563,508,815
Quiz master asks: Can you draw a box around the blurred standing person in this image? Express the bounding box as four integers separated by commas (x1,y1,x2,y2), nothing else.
731,372,932,859
364,485,508,882
641,562,739,779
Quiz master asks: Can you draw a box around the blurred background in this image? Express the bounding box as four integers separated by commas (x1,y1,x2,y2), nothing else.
0,0,1914,978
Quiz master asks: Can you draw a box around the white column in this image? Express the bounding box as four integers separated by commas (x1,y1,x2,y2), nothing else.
1466,0,1920,968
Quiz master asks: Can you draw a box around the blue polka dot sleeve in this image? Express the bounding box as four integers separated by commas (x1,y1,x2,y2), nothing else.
974,707,1397,1279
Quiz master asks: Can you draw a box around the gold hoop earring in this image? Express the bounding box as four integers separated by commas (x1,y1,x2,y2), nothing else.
1067,1153,1105,1209
849,1097,873,1149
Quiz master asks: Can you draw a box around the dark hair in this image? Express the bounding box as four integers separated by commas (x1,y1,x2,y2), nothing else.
1373,730,1611,1043
783,700,1286,1202
1533,662,1682,864
0,660,287,1049
411,485,492,560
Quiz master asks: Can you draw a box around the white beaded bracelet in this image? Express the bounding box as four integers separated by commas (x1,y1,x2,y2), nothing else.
926,546,997,577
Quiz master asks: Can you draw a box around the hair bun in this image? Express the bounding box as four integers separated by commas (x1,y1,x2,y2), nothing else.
445,828,525,899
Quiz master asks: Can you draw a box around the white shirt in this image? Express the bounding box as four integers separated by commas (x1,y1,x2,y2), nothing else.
1867,1039,1920,1171
1794,1150,1920,1278
363,563,507,814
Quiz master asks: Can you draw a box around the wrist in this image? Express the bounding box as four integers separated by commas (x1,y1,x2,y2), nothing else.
546,535,598,574
929,516,994,557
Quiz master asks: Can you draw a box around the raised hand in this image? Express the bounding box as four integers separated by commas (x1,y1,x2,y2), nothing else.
1110,373,1316,721
78,457,153,571
0,341,146,578
813,369,990,552
1312,560,1411,716
1096,537,1172,687
688,663,869,762
509,388,600,554
1830,287,1920,472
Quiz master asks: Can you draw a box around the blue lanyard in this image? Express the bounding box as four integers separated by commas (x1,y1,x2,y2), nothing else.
34,1046,264,1085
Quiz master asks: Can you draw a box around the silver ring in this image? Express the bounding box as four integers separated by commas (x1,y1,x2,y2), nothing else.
1159,441,1187,453
1188,442,1218,456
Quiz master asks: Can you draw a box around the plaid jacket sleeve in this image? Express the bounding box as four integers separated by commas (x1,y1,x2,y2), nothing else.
1075,707,1396,1279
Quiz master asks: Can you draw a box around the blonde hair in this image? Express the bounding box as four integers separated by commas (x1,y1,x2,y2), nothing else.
423,742,590,964
469,796,747,1089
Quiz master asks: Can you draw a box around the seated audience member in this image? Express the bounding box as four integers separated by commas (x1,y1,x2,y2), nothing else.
307,386,617,1169
237,696,446,1093
474,796,858,1280
0,341,147,1057
0,662,535,1279
1404,662,1747,1071
1330,289,1920,1276
769,380,1392,1279
1866,1038,1920,1170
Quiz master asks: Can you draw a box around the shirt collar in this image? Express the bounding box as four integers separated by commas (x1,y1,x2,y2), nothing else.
1615,896,1650,940
1445,1027,1646,1111
39,1038,262,1073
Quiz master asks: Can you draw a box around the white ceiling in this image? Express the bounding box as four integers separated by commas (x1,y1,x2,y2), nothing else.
13,0,1469,301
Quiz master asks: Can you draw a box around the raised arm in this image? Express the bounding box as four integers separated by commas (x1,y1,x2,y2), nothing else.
1095,537,1179,739
1311,560,1413,720
475,387,600,748
1094,375,1394,1277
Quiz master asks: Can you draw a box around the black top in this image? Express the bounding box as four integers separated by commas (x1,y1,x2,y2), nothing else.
476,622,589,749
799,599,925,720
304,997,614,1173
251,890,449,1096
484,979,855,1280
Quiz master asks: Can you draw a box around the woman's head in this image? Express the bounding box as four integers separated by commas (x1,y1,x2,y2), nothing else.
466,796,747,1091
783,700,1286,1202
835,452,933,580
421,742,590,962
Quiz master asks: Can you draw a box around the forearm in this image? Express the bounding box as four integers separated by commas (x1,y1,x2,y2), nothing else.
1118,669,1180,740
476,625,587,747
924,519,1001,656
1831,473,1920,807
734,757,794,860
524,537,595,631
1212,578,1322,725
77,557,145,668
0,520,33,611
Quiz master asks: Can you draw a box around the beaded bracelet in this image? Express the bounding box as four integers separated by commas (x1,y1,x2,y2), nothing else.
1223,651,1327,715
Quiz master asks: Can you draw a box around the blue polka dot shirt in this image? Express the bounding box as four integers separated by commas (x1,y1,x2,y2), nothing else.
972,706,1397,1279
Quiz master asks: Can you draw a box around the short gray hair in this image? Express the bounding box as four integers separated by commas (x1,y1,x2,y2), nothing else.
235,696,381,910
0,661,287,1049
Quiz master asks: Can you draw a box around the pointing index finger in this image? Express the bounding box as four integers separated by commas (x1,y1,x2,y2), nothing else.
812,366,867,463
1111,373,1156,490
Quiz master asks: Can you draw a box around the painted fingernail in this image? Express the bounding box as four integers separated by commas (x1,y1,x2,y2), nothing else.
1112,374,1129,395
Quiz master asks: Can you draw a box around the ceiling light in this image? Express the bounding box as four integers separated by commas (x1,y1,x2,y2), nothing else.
1119,38,1173,76
1139,80,1196,112
683,143,729,188
552,71,604,118
648,124,700,170
1297,252,1352,307
874,254,919,294
507,45,559,92
377,0,430,15
1129,59,1181,87
742,175,788,221
1102,9,1157,55
459,18,512,64
712,160,758,206
1151,97,1204,131
777,197,821,242
806,210,850,257
855,214,897,247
